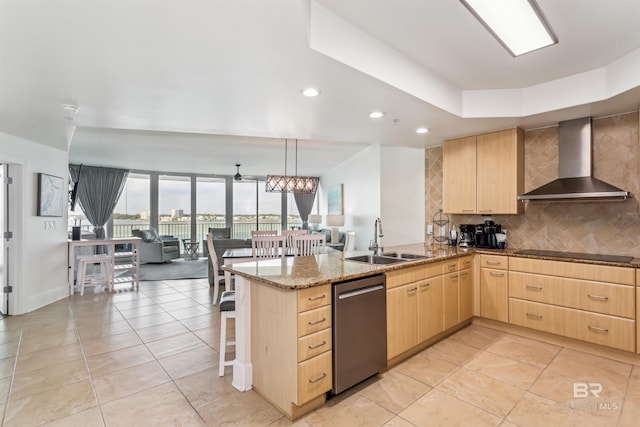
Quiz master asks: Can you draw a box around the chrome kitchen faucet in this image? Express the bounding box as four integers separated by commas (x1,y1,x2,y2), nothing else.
369,218,384,255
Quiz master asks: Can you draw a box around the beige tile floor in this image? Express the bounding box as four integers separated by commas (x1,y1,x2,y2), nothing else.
0,278,639,426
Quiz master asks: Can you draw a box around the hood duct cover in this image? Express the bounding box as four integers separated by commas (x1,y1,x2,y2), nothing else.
518,117,629,201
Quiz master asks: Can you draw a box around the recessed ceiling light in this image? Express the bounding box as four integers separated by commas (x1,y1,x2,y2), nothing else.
369,111,385,119
460,0,557,57
416,127,429,134
302,87,320,97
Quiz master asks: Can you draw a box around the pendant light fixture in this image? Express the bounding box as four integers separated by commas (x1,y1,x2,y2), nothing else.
265,139,319,193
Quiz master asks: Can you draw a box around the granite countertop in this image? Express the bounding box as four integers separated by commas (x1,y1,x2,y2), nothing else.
222,243,472,290
474,248,640,268
223,243,640,291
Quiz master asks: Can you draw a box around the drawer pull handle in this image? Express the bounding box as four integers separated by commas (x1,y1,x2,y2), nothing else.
526,285,543,291
309,372,327,383
587,294,609,301
408,287,418,292
308,318,326,326
462,210,474,213
450,274,459,280
588,325,609,334
486,261,501,266
308,340,327,350
526,313,543,320
308,294,326,302
420,283,430,289
479,210,492,213
448,263,457,268
490,272,504,277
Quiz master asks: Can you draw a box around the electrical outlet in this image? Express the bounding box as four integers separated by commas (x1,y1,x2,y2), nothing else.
427,224,433,235
44,220,55,230
502,229,507,235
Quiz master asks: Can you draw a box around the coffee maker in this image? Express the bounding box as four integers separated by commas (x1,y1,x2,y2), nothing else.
458,224,475,247
474,220,501,248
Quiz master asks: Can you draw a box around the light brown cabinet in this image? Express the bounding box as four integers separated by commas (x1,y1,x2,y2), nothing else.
387,257,474,361
479,255,509,322
251,283,332,420
443,128,524,215
508,257,636,353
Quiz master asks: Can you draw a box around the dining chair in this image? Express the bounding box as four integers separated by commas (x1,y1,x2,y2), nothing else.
343,230,356,251
291,234,326,256
206,232,230,305
251,230,278,237
251,235,287,259
281,229,307,248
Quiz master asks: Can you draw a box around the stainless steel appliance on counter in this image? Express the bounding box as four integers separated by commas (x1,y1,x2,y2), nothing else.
458,224,475,247
332,274,387,395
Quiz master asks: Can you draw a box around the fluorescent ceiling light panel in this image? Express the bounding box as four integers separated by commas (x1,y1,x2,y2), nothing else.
460,0,557,56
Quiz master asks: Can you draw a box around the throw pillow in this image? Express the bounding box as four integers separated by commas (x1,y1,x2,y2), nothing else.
209,227,231,239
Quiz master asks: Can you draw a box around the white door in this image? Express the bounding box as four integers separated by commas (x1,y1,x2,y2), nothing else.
0,163,9,315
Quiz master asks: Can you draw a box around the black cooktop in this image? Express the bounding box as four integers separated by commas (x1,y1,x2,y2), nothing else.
514,249,633,264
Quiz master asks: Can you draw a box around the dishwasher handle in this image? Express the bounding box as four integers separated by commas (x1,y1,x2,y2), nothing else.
338,284,384,300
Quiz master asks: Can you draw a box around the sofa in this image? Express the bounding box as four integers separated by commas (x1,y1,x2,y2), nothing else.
132,229,181,264
202,227,252,286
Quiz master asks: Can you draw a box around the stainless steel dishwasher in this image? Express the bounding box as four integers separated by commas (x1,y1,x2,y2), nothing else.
332,273,387,394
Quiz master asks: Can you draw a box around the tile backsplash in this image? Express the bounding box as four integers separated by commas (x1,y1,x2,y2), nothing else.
426,111,640,257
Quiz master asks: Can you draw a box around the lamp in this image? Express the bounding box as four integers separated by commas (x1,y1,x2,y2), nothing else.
325,215,344,244
266,139,319,193
308,214,322,231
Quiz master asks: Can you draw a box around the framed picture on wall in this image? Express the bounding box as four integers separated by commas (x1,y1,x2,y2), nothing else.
37,173,64,217
327,184,343,215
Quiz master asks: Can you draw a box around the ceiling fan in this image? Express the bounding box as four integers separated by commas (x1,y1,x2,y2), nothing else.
233,164,257,182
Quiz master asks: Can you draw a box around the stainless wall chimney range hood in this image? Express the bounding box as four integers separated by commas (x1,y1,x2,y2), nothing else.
518,117,630,202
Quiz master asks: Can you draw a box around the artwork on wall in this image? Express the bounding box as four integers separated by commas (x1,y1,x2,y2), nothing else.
37,173,64,217
327,184,343,215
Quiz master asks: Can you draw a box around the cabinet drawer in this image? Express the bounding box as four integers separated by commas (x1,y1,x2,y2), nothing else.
443,260,459,274
509,272,635,318
297,351,332,405
480,255,508,270
509,298,635,352
297,285,331,312
509,257,634,285
459,256,473,270
298,328,332,362
386,262,443,289
298,305,332,337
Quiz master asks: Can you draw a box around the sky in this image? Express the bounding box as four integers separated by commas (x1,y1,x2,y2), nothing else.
114,175,299,216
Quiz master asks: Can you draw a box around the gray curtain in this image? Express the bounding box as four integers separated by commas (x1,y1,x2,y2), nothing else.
294,191,317,230
69,164,129,239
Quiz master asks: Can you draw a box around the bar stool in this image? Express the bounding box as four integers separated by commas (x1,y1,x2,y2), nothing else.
218,290,236,376
76,253,113,296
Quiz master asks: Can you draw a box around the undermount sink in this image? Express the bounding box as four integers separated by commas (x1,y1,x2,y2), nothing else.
344,254,409,265
382,252,431,260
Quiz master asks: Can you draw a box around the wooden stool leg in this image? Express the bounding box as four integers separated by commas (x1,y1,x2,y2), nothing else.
219,312,227,377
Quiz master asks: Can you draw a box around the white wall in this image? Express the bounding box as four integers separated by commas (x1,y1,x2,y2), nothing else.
319,144,425,250
380,145,425,246
1,132,69,314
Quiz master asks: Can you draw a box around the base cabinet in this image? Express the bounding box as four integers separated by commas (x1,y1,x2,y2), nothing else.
251,283,332,420
387,283,419,359
479,255,509,322
418,276,444,342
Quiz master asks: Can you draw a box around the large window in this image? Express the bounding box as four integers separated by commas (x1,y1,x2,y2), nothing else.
159,175,191,241
112,173,150,237
196,177,226,243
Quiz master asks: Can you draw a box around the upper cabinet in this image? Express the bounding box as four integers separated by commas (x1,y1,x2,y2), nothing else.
443,128,524,215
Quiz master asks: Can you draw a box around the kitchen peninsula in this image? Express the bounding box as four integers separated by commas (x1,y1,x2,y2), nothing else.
224,243,640,420
223,244,473,420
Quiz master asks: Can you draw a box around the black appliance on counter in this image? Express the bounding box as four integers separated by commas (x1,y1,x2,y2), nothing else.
458,224,475,247
474,220,501,249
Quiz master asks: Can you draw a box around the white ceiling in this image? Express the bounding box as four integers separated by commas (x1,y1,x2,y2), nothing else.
1,0,640,178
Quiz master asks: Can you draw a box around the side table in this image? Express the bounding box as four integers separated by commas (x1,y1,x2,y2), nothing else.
182,239,200,260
